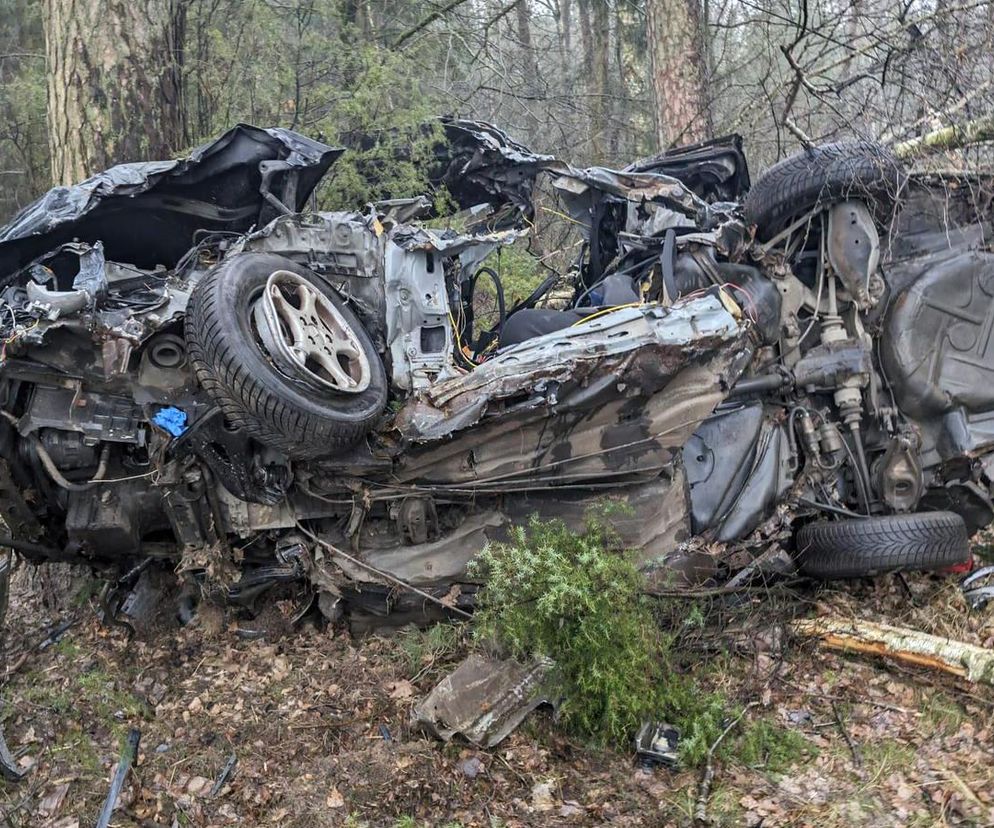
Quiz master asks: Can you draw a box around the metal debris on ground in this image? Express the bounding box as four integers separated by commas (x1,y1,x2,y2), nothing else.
413,653,556,748
0,717,24,781
95,727,141,828
962,565,994,610
633,721,680,769
209,752,237,797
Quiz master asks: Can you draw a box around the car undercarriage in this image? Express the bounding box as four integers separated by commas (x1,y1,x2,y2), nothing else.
0,120,991,630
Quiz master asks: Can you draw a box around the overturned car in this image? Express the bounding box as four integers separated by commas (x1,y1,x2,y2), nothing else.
0,120,989,627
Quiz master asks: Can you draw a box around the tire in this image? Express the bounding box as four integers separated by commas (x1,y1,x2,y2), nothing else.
185,252,388,458
795,511,969,579
744,141,904,242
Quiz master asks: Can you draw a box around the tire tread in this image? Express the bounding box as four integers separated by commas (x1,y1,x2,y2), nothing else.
743,141,904,241
796,511,969,579
184,255,385,458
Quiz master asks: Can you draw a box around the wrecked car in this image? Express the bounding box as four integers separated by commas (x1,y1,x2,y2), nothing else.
0,120,988,629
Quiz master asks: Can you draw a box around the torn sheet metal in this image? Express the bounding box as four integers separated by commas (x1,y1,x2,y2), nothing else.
554,166,707,216
389,225,523,257
624,134,751,202
550,164,710,240
962,565,994,610
437,118,555,224
394,293,744,443
0,125,342,278
413,653,557,747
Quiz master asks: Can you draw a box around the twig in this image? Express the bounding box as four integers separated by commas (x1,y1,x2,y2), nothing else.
2,617,79,685
830,701,862,770
644,579,807,599
939,764,985,813
693,702,758,826
776,679,920,716
391,0,476,48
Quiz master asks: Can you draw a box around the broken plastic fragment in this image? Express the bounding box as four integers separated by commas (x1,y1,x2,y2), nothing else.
634,721,680,769
152,406,188,437
412,653,556,748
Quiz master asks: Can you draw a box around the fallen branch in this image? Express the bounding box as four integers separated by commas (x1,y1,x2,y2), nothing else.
2,616,79,684
693,702,758,826
791,618,994,686
831,701,862,771
893,113,994,159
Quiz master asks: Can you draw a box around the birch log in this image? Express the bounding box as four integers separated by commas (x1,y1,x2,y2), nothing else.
893,113,994,159
792,617,994,686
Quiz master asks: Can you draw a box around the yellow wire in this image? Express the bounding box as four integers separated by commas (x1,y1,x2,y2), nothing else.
447,309,477,369
539,205,588,228
569,302,643,327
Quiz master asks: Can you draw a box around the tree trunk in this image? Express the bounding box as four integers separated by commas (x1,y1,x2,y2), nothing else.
560,0,571,55
577,0,593,76
644,0,711,148
590,0,610,160
516,0,540,135
43,0,186,184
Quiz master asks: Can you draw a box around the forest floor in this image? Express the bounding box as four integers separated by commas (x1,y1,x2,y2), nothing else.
0,554,993,828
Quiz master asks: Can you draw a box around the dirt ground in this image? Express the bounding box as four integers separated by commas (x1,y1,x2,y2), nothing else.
0,558,992,828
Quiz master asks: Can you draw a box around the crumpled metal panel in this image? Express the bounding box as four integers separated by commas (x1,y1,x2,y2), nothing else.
393,297,751,496
413,653,556,748
624,133,751,201
438,118,555,224
390,225,523,255
384,225,524,391
395,294,743,443
550,164,710,236
0,124,342,278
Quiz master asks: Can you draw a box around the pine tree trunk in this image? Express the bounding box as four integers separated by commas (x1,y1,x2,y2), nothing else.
590,0,610,160
43,0,186,185
644,0,711,148
517,0,540,134
560,0,571,55
577,0,593,76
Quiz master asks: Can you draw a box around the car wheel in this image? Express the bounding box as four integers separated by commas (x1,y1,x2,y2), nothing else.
795,511,969,579
185,252,388,458
744,141,905,242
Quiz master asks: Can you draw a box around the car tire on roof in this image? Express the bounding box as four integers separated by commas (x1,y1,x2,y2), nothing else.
744,141,905,242
185,252,388,459
795,511,970,579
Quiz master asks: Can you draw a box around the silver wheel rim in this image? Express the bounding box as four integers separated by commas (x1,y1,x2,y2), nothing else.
253,270,371,394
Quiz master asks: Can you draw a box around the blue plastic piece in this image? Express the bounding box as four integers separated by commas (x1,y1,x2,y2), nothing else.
152,406,188,437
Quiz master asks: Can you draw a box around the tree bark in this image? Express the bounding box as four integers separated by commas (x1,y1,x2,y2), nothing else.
43,0,186,184
644,0,711,148
590,0,610,160
516,0,540,134
792,617,994,685
893,113,994,158
577,0,593,77
559,0,571,55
